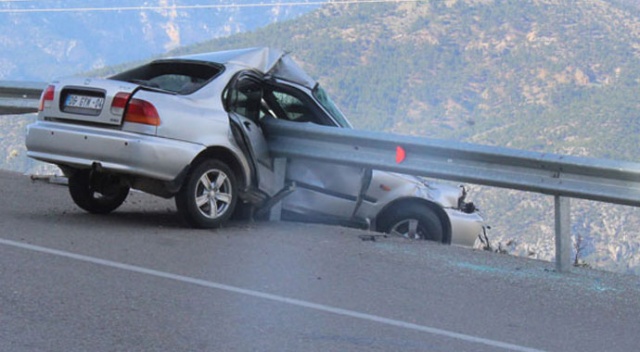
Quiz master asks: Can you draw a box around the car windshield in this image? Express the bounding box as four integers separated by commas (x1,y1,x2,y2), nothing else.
313,85,351,128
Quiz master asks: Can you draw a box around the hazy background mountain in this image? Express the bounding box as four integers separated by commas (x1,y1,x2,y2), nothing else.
3,0,640,273
0,0,319,81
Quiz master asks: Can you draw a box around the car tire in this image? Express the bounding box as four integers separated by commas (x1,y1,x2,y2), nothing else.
68,170,130,214
378,203,444,242
175,160,237,229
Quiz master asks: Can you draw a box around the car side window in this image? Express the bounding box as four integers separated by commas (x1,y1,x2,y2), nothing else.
227,77,262,122
263,86,334,126
271,91,314,122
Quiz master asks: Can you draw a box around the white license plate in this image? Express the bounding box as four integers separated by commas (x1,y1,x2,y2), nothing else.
65,94,105,110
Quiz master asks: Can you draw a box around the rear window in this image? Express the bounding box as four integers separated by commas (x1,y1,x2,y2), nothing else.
110,60,223,95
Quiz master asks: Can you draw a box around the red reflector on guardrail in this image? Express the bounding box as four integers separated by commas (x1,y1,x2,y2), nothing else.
396,146,406,164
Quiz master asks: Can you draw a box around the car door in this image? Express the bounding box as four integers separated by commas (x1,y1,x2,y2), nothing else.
226,72,280,197
261,83,372,222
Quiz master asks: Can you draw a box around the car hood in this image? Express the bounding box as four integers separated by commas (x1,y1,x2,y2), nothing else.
175,47,317,89
381,171,464,208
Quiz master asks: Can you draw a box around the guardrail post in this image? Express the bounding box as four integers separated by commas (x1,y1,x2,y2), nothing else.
554,195,572,272
269,157,287,221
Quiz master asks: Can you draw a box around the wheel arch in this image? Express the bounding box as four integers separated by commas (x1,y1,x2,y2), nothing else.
190,146,249,190
375,197,452,244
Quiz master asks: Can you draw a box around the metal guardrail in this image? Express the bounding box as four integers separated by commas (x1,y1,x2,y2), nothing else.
263,120,640,272
3,80,639,272
264,121,640,206
0,81,47,115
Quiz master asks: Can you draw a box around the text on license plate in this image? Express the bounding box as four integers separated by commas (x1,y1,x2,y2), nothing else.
65,94,105,110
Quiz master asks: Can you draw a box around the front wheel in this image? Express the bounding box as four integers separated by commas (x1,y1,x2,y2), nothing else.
377,203,445,242
175,160,237,228
68,170,129,214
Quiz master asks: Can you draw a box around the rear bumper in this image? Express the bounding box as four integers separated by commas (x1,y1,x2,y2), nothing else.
445,209,485,247
26,121,204,181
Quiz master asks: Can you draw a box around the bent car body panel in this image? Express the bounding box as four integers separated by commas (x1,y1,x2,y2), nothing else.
445,209,484,247
178,47,317,88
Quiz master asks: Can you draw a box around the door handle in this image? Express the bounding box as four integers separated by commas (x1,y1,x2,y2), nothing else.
243,121,252,131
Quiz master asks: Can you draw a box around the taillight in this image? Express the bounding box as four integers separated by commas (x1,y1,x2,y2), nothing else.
124,98,160,126
38,85,55,111
111,92,130,115
110,92,160,126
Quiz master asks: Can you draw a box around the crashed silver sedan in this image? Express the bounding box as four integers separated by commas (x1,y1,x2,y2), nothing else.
26,47,484,246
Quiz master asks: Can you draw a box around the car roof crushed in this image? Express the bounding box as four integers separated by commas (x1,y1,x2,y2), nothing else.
173,47,317,89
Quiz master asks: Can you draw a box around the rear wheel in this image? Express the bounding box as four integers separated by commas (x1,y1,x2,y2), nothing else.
68,170,129,214
378,203,444,242
175,160,237,228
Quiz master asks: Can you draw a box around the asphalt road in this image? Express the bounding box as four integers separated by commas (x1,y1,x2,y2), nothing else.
1,170,639,352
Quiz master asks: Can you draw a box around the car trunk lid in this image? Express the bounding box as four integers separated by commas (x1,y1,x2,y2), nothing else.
40,77,139,126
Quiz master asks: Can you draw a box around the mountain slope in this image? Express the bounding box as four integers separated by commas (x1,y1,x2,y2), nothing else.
164,0,640,273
